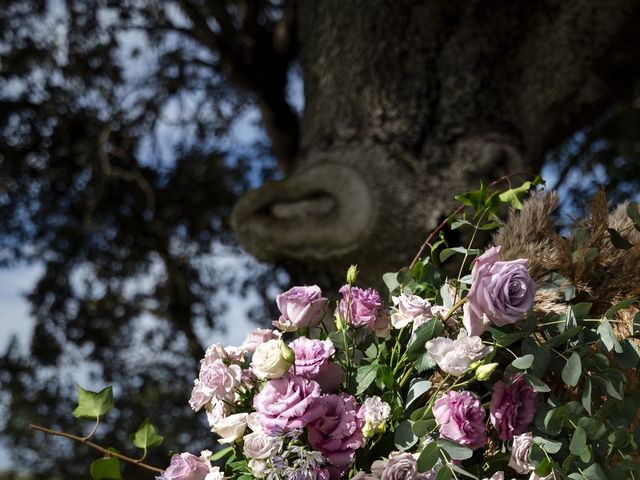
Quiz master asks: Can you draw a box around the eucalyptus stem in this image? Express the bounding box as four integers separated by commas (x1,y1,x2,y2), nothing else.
29,423,164,473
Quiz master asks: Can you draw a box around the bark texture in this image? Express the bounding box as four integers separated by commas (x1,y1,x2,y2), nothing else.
232,0,640,284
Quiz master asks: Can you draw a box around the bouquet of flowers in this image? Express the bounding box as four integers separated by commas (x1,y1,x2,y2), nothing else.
31,180,640,480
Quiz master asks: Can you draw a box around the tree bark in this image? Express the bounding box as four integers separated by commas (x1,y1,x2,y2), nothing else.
232,0,640,284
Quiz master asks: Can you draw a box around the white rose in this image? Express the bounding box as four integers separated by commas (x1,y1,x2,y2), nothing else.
391,294,433,329
482,473,504,480
248,459,268,478
206,399,229,428
243,431,282,459
426,329,491,376
250,339,293,379
509,432,535,474
246,412,264,432
211,413,248,444
205,466,226,480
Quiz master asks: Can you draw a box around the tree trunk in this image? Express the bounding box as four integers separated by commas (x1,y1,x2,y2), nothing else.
232,0,640,285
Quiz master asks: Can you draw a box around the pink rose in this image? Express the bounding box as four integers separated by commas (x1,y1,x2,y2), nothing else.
274,285,328,332
241,328,281,353
391,294,433,329
198,359,242,400
433,390,487,449
189,380,212,412
253,374,323,434
307,393,364,467
158,452,210,480
463,246,537,336
490,375,537,440
339,285,384,330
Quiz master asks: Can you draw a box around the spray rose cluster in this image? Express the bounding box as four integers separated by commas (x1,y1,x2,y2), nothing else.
160,244,546,480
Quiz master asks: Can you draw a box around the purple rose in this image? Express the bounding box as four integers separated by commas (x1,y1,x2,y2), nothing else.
274,285,328,332
490,374,538,440
253,374,323,434
290,337,335,377
463,246,537,336
433,390,487,449
308,393,364,467
339,285,384,330
157,452,209,480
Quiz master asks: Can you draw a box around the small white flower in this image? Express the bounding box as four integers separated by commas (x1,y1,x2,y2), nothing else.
243,431,282,459
390,294,433,330
248,459,268,478
205,466,226,480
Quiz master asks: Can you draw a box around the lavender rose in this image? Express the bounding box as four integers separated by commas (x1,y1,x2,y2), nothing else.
290,337,335,377
307,393,364,467
314,362,345,392
339,285,384,330
274,285,328,332
463,246,537,336
243,431,283,459
157,452,210,480
370,452,433,480
253,374,324,434
508,432,535,474
198,360,242,400
490,375,538,440
426,329,492,376
433,390,487,449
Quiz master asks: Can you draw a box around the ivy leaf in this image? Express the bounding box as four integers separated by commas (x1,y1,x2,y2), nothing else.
562,352,582,387
498,181,532,209
130,418,163,450
73,385,114,420
90,457,121,480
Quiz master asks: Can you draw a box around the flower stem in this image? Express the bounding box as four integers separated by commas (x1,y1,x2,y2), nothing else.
29,423,163,473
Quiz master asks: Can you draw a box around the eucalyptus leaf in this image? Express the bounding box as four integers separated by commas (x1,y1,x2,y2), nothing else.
569,425,587,455
436,438,473,460
394,420,418,450
562,352,582,387
406,379,431,409
416,441,439,472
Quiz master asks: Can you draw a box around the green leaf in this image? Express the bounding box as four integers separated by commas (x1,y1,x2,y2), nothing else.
130,418,163,450
582,463,607,480
543,405,570,435
436,438,473,460
524,374,551,393
375,365,394,390
407,318,444,361
569,426,587,455
562,352,582,387
604,297,638,320
576,417,606,440
543,326,582,348
616,339,640,369
414,351,437,373
627,202,640,230
581,378,592,415
512,354,535,370
498,181,532,209
90,457,121,480
364,343,378,360
412,419,435,437
534,458,553,477
356,363,379,395
394,420,418,450
608,228,633,249
383,272,400,294
416,441,439,472
209,446,234,461
406,379,431,409
439,247,482,263
533,436,562,454
597,319,623,353
455,182,488,208
73,385,114,420
490,327,528,347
